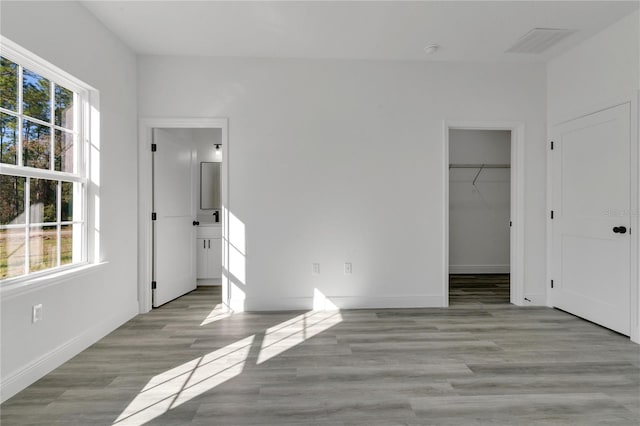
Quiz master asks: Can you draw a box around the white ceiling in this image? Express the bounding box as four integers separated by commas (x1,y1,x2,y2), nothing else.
82,1,639,63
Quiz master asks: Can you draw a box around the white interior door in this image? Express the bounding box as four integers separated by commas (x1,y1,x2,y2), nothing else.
153,129,197,307
551,103,631,335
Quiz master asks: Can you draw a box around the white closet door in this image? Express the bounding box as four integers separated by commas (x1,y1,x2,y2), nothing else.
551,103,630,335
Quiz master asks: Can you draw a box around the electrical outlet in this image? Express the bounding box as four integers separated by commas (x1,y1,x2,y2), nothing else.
312,263,320,275
32,304,43,323
344,262,353,274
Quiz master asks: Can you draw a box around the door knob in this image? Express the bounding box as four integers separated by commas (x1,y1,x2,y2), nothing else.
613,226,627,234
193,220,200,226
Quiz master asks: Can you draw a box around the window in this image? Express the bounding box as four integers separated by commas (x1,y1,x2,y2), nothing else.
0,43,91,282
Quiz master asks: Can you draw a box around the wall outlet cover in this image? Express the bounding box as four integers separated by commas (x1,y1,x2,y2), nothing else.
32,304,43,323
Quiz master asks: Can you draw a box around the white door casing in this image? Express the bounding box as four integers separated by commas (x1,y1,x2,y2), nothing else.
137,118,228,314
443,121,526,306
153,129,197,307
550,103,631,335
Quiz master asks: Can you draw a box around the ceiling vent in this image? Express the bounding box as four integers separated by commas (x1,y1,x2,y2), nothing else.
506,28,575,54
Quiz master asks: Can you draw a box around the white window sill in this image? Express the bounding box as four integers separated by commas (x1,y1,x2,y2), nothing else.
0,262,108,301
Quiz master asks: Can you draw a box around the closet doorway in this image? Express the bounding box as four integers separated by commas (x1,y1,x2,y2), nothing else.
443,123,525,306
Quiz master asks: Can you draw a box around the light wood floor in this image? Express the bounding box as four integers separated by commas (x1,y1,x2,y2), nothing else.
2,283,639,425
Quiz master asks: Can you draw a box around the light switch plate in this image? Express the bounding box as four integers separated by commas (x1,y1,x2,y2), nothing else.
32,304,43,323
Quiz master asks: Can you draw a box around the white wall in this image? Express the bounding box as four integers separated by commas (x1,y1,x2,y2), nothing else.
449,130,510,274
138,56,547,310
547,10,639,124
547,10,640,341
0,2,138,400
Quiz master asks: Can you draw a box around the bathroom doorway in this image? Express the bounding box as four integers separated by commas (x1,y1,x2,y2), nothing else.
137,118,229,313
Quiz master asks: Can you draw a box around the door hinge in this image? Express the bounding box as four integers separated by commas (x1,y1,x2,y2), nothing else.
550,210,554,219
151,143,157,152
151,281,157,290
152,212,157,221
551,279,554,289
509,221,512,227
550,141,554,150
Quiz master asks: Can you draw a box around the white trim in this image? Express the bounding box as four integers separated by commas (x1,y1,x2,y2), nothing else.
0,262,106,299
443,121,526,307
545,117,554,310
449,265,510,274
0,298,137,403
0,164,85,183
244,295,445,312
633,90,640,343
137,118,229,314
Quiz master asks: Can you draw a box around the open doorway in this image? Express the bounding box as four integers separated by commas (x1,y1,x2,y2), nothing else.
444,122,525,307
449,129,511,304
138,118,229,314
150,128,224,308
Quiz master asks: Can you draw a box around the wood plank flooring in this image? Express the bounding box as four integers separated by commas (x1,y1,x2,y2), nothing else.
2,283,639,425
449,274,510,305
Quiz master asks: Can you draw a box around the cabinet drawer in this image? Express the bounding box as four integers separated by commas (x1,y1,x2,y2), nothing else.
197,225,221,239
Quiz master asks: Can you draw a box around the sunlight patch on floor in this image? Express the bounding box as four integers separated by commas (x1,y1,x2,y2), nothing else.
200,303,230,326
256,310,343,365
113,335,255,425
113,288,343,424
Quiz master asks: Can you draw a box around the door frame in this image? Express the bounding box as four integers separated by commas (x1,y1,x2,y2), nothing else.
137,117,229,313
547,98,639,342
443,121,526,306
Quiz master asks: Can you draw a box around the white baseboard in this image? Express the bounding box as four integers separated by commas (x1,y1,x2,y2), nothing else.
0,301,138,403
241,294,444,312
449,265,510,274
197,278,222,286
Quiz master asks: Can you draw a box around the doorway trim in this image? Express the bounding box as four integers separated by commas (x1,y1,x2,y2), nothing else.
443,121,526,306
137,117,229,313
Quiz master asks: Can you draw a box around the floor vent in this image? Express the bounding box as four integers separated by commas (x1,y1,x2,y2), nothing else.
506,28,575,54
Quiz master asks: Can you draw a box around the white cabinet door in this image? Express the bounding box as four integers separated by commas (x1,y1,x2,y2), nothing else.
551,103,630,335
196,238,208,278
196,237,222,279
209,237,222,278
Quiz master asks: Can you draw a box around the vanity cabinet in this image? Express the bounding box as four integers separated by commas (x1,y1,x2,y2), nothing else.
196,226,222,279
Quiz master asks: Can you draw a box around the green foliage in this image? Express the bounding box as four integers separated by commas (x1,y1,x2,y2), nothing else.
0,57,78,279
55,86,74,129
0,57,18,110
22,68,50,122
30,178,57,223
0,113,18,165
0,175,25,225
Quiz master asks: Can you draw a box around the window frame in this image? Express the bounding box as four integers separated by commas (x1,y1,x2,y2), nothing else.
0,38,95,285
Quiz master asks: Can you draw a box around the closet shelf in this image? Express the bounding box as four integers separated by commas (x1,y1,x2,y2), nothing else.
449,164,510,169
449,164,511,186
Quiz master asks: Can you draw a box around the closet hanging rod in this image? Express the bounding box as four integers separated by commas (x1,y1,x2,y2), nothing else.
449,164,510,169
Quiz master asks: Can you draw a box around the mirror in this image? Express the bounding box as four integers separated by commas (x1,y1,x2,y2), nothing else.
200,162,221,210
